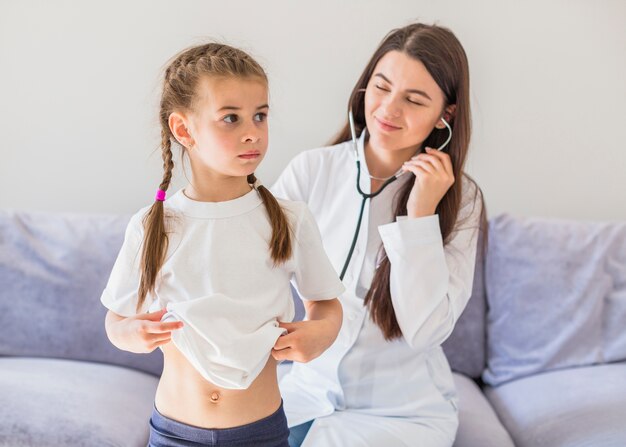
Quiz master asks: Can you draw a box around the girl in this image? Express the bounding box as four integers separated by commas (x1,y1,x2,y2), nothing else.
101,43,344,447
272,23,486,447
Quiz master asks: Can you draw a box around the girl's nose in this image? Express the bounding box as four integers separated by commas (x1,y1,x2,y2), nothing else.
242,133,260,144
241,124,261,144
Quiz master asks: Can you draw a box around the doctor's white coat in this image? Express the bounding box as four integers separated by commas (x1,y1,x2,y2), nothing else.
271,132,482,447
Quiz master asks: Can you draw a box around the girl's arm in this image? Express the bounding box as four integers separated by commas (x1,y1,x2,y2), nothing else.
271,197,345,363
105,308,183,354
303,298,343,328
102,209,183,353
271,298,342,363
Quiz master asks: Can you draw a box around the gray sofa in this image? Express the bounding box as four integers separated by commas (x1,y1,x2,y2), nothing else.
1,209,625,447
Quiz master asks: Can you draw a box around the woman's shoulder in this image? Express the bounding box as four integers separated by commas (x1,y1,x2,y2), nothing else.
460,173,479,198
457,173,485,227
287,140,352,171
302,139,352,157
272,140,353,202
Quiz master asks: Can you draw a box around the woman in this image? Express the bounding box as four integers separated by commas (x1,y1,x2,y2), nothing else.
271,23,486,447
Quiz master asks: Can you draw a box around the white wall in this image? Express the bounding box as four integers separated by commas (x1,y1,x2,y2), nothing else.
1,0,625,220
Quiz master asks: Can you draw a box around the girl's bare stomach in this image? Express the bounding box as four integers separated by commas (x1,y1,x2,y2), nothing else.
154,342,282,429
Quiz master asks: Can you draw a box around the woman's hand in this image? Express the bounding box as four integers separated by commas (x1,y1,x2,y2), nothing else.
402,147,455,218
105,308,184,354
271,298,342,363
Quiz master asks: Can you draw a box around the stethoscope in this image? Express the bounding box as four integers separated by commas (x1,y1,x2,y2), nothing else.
339,105,453,281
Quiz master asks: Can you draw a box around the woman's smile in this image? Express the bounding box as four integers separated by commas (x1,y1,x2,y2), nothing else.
374,116,402,132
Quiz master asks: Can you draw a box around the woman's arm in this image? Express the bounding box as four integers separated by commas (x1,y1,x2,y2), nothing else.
379,178,483,351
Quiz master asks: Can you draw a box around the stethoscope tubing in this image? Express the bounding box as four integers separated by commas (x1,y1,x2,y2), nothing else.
340,108,452,281
339,160,398,280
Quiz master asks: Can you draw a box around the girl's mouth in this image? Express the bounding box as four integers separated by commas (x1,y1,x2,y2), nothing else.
238,152,260,160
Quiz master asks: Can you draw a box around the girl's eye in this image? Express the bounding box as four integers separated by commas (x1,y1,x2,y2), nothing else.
254,112,268,122
375,84,390,92
407,98,424,106
223,114,239,124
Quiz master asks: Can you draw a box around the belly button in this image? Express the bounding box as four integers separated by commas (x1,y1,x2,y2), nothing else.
210,392,220,403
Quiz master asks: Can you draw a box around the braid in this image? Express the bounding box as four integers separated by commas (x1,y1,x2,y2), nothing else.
248,173,292,264
137,129,174,311
159,129,174,190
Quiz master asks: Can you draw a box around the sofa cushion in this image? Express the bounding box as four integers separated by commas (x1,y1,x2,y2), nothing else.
452,373,514,447
483,214,626,385
0,357,158,447
0,210,163,376
484,363,626,447
442,229,487,379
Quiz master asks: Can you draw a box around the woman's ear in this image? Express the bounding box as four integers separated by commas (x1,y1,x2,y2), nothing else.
168,112,194,148
435,104,457,129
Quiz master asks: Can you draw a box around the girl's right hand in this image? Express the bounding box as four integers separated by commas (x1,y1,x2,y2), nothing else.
105,308,184,354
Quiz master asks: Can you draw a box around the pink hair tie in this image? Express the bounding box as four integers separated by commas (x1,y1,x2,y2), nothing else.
155,189,166,201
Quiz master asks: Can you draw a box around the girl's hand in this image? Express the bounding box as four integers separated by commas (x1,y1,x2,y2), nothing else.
402,147,455,218
271,319,340,363
105,308,184,354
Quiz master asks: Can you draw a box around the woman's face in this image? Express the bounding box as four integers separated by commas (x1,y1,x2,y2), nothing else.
364,50,448,154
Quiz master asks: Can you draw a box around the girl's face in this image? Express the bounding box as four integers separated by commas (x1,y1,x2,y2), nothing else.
183,76,269,179
364,50,449,153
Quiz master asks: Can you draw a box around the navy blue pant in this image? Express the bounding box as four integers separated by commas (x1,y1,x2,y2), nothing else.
149,402,289,447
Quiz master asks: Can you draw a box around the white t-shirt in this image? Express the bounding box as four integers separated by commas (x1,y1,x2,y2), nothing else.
101,188,345,389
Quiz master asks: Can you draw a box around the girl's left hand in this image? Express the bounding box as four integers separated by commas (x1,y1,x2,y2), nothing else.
401,147,455,218
271,319,339,363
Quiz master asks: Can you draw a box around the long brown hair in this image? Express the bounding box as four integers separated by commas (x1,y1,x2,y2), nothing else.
137,43,292,312
333,23,487,340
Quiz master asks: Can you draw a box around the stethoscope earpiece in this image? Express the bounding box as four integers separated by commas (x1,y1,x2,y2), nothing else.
436,116,452,151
